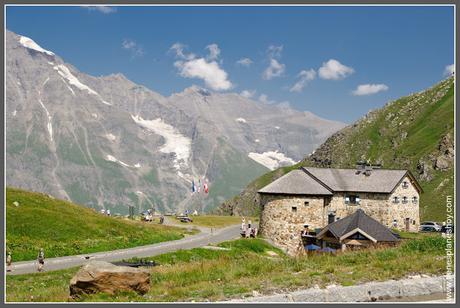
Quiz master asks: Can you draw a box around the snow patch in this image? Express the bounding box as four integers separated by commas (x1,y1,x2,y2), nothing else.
105,154,137,168
91,113,98,119
105,133,116,141
54,64,111,105
12,110,17,117
19,35,55,56
60,77,75,96
248,150,297,170
131,115,191,171
275,126,280,130
236,117,247,124
38,96,53,142
255,139,260,143
134,163,141,168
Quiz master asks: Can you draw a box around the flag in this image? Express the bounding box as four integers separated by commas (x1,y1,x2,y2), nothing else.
204,182,209,194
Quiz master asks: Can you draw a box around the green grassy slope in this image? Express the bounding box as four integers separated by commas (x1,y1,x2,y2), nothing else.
6,187,191,261
219,78,454,221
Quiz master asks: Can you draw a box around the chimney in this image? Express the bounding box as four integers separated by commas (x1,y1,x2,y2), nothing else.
355,161,366,174
364,165,372,176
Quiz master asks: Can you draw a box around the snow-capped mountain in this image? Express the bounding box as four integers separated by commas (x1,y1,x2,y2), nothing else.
5,30,345,214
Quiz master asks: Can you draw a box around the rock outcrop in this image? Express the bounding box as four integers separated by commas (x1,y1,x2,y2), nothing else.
69,261,150,299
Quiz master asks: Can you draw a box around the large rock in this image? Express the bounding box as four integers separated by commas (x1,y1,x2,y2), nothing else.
69,261,150,299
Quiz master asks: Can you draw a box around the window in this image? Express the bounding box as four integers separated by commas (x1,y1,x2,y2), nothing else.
304,201,310,207
345,195,360,205
412,196,418,204
393,196,400,204
402,181,409,188
402,196,408,204
292,206,297,212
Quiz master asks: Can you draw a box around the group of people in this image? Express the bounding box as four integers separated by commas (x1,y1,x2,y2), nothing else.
6,248,45,273
241,217,257,238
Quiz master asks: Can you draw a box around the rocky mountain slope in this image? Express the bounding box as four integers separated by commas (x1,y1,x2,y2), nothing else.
218,77,454,221
6,30,344,214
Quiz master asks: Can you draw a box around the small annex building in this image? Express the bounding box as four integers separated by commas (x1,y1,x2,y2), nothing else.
316,209,400,251
258,164,422,255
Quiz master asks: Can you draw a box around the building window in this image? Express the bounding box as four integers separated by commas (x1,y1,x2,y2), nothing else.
412,196,418,204
304,201,309,207
402,196,408,204
393,196,400,204
412,220,416,225
292,206,297,212
402,181,409,188
345,195,360,205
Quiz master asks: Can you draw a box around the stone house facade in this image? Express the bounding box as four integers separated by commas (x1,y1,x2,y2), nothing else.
258,167,422,255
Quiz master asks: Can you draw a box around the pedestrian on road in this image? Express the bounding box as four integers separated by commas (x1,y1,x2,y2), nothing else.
37,248,45,272
6,251,12,272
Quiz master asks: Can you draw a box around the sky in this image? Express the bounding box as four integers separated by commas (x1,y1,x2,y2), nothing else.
6,5,455,123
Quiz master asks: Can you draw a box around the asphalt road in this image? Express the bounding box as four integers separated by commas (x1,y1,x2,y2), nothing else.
7,220,243,276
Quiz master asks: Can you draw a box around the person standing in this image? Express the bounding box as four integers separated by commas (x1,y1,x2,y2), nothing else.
6,251,12,272
37,248,45,272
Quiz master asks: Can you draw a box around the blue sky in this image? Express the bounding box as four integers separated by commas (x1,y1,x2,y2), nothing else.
6,5,454,123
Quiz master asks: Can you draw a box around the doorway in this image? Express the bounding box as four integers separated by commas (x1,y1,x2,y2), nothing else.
405,218,410,231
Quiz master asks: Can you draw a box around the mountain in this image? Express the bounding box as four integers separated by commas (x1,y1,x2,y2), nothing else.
5,30,345,214
218,77,454,222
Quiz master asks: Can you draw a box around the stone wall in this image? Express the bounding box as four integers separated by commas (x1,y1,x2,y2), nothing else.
259,194,327,255
259,176,420,254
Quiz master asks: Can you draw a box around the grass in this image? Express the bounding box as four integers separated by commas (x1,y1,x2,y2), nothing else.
175,215,258,228
6,234,448,302
6,187,193,261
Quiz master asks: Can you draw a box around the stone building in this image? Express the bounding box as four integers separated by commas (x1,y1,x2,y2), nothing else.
258,166,422,255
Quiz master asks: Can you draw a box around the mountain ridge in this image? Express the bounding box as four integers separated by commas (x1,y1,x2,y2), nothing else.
6,29,345,214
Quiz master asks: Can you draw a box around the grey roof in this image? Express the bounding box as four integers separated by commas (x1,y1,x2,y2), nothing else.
303,167,408,194
258,169,332,195
318,209,400,242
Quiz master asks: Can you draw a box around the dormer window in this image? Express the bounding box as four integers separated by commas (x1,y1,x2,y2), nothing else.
412,196,418,204
304,201,310,207
345,195,360,205
402,181,409,189
402,196,408,204
393,196,400,204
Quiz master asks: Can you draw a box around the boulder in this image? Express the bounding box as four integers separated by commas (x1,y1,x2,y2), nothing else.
69,261,150,299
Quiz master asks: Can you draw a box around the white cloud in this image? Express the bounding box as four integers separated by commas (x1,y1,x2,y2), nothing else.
206,44,220,60
258,94,275,104
175,58,232,91
289,69,316,92
236,58,253,67
444,64,454,76
169,42,195,60
171,42,232,91
240,89,256,98
318,59,354,80
267,45,283,59
352,84,389,96
263,58,285,80
122,39,144,58
262,45,285,80
82,6,117,14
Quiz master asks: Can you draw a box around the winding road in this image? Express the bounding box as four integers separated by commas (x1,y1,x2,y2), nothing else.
7,218,243,276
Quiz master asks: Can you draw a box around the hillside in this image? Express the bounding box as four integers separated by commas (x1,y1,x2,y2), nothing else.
6,187,191,261
218,77,454,221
